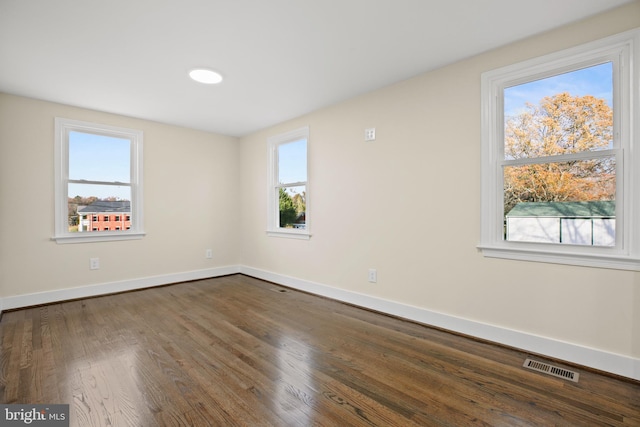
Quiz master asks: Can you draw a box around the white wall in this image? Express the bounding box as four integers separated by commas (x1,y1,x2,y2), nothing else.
0,94,241,305
239,3,640,378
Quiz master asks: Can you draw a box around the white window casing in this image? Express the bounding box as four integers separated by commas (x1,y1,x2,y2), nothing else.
267,126,310,239
479,29,640,270
53,118,144,243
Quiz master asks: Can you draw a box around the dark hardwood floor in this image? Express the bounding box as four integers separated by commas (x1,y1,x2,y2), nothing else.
1,274,638,426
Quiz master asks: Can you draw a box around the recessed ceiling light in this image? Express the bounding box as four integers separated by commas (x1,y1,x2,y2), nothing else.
189,68,223,84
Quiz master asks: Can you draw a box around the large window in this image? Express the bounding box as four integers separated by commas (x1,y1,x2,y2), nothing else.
480,29,640,269
267,127,309,239
54,118,144,243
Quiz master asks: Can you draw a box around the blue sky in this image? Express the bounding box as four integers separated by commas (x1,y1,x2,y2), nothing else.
504,62,613,118
68,131,131,200
278,138,307,184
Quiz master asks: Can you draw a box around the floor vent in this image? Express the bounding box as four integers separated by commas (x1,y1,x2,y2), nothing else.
523,358,579,382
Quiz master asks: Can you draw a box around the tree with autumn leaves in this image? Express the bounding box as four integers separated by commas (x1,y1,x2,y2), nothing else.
503,92,614,215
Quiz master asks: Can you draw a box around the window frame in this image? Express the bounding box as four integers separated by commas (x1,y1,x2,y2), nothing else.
53,118,144,243
267,126,310,239
479,29,640,270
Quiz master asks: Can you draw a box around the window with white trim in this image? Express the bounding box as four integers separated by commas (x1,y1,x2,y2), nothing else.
479,29,640,270
54,118,144,243
267,127,309,239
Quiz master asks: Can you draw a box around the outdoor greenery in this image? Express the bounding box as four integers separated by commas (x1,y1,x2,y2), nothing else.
279,188,306,228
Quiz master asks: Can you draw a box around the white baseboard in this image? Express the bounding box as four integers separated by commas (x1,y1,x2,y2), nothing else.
0,265,241,312
240,266,640,382
1,264,637,381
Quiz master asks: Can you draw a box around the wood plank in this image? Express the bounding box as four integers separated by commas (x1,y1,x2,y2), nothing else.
1,274,638,426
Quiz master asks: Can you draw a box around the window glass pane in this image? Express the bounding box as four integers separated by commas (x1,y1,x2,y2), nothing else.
68,183,131,201
278,185,306,229
504,157,615,246
278,138,307,184
69,131,131,182
67,183,131,233
504,62,613,159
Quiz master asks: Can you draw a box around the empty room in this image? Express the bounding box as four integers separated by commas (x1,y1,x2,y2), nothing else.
1,1,639,425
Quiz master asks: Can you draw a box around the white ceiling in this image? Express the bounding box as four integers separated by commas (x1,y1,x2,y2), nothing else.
0,0,634,137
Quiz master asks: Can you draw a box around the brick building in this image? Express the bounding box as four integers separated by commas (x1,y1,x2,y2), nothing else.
77,201,131,232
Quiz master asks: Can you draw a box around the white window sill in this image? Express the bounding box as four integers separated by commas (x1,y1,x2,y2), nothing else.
478,244,640,271
266,230,311,240
52,232,146,244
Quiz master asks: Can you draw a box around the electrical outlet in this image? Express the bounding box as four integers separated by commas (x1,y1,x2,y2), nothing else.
368,268,377,283
90,257,100,270
205,249,213,259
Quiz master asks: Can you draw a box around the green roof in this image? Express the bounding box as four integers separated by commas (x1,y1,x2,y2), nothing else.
506,201,615,218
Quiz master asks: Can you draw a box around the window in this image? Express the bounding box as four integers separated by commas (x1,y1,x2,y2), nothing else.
480,29,640,270
54,118,144,243
267,127,310,239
